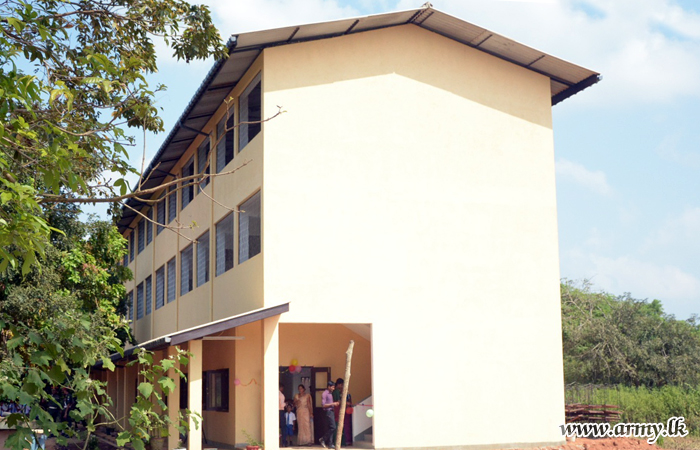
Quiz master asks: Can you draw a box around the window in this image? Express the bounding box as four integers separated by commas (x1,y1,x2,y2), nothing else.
156,193,166,235
168,185,177,224
127,291,134,322
179,374,188,409
167,258,177,303
197,230,210,287
136,282,144,320
197,138,210,190
239,191,261,264
129,232,135,262
216,114,235,172
239,74,261,152
123,241,129,266
216,213,234,276
204,369,229,411
145,275,152,316
138,220,145,253
146,209,153,245
180,244,193,295
181,157,194,210
155,266,165,310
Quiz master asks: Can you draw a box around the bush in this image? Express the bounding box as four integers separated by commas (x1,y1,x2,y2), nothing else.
567,384,700,435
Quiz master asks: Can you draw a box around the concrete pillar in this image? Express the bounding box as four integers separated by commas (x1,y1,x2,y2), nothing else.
188,340,203,450
262,316,280,450
167,347,182,450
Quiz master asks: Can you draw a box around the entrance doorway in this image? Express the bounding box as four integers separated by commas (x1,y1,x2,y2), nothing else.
279,365,313,403
278,323,372,446
279,366,332,444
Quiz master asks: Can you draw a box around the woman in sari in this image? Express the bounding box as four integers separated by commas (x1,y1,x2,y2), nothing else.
332,378,353,446
293,384,314,445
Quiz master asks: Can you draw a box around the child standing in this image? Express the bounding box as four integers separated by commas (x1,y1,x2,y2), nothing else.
282,402,296,447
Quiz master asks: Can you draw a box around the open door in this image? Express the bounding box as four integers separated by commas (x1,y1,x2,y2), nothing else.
311,367,331,444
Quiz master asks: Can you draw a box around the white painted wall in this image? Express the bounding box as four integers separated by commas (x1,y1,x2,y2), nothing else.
262,24,565,449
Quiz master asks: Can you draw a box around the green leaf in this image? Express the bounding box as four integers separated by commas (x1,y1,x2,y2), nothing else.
132,437,145,450
49,89,62,105
6,17,24,32
138,382,153,399
21,251,35,275
102,358,116,371
7,336,23,350
160,359,175,371
47,364,67,384
28,331,42,345
30,351,52,366
116,432,131,447
158,377,176,395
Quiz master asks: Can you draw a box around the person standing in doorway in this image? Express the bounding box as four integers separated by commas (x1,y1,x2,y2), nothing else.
293,384,314,445
282,402,296,447
333,378,353,446
279,383,286,447
320,381,339,448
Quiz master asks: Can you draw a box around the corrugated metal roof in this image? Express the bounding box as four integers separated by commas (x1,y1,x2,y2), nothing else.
97,303,289,365
118,6,599,232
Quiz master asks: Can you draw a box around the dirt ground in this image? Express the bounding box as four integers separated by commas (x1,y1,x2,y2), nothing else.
504,438,664,450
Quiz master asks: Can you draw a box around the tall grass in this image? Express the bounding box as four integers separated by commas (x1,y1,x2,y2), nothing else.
567,385,700,435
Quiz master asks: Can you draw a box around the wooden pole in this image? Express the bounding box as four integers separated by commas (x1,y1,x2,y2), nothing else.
335,340,354,450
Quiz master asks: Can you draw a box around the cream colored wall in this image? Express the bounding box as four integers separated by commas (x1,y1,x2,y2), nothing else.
187,340,203,450
153,301,177,338
234,322,264,444
201,336,236,444
279,324,372,402
212,254,263,320
262,25,564,449
262,316,280,449
212,137,265,321
124,56,265,343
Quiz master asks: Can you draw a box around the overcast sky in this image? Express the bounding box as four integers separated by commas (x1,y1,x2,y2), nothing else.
120,0,700,319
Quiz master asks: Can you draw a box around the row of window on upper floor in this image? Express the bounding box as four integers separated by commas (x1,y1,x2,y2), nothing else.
123,73,261,265
126,191,261,322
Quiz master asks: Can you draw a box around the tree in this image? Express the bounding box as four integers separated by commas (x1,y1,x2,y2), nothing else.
561,280,700,387
0,211,132,448
0,1,227,448
0,0,227,274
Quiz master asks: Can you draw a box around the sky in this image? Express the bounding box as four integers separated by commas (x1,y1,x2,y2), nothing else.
116,0,700,319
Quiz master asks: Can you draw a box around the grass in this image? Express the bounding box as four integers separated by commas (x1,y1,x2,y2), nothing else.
567,385,700,436
660,436,700,450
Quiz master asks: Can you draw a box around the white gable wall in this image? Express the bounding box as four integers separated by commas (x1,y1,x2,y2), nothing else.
262,25,564,449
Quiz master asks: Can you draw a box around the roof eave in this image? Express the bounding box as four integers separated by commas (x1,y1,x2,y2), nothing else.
117,7,600,232
552,74,601,106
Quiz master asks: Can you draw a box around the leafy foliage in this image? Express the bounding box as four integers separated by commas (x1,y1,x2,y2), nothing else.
0,209,199,450
0,211,132,449
0,2,225,449
561,280,700,387
0,0,227,272
118,348,198,450
568,384,700,436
